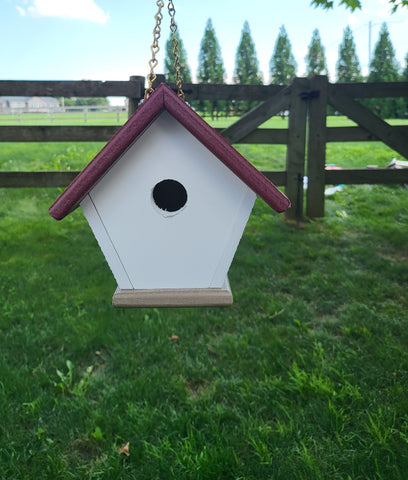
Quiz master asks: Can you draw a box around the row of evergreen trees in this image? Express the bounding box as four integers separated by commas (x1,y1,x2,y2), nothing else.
165,19,408,118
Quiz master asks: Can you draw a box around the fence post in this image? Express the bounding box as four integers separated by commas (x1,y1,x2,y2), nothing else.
306,75,328,218
285,77,309,222
128,76,145,118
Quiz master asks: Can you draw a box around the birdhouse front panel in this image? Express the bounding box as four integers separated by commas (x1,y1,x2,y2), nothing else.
80,111,257,291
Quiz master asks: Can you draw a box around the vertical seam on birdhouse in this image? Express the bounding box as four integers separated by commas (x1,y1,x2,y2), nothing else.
209,187,256,288
88,193,134,289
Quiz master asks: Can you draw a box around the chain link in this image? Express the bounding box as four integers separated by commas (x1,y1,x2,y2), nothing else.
145,0,165,100
145,0,184,101
168,0,185,100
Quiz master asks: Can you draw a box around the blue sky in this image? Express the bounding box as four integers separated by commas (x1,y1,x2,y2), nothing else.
2,0,407,104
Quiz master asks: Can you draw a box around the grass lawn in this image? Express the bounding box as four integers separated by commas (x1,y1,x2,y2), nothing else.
0,116,408,479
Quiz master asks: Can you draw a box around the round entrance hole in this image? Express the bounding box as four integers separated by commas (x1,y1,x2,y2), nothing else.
152,179,188,213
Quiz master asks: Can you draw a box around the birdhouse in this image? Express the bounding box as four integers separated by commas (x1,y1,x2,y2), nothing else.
49,84,290,307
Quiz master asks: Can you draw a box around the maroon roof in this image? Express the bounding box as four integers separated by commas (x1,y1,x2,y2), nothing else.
49,83,290,220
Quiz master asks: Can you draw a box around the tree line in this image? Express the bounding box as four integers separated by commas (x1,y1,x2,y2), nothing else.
165,19,408,118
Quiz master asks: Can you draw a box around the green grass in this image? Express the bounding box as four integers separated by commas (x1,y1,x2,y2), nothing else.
0,118,408,478
1,184,407,479
0,142,103,172
0,139,397,174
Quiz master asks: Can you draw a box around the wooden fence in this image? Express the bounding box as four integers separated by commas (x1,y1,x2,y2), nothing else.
1,75,407,221
0,105,127,124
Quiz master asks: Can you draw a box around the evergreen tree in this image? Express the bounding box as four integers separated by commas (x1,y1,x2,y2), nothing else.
164,29,192,84
233,21,263,84
269,26,297,85
368,22,402,118
306,29,328,77
403,52,408,80
368,23,400,82
336,26,362,82
233,21,263,114
197,18,225,83
403,53,408,116
197,18,226,117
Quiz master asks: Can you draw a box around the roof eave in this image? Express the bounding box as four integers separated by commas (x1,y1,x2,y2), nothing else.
49,87,166,220
163,85,290,213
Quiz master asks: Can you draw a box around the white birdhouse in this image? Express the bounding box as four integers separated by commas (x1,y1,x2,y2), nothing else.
50,84,290,307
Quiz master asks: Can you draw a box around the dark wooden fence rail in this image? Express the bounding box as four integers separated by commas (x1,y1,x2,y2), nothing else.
1,75,408,220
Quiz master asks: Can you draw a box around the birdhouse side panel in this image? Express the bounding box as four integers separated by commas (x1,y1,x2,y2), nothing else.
85,111,256,290
80,195,133,289
209,186,256,287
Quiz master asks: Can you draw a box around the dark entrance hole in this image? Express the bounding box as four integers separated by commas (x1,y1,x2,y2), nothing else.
152,179,188,213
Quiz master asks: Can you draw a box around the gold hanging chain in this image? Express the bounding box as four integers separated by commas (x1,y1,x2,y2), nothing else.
144,0,184,101
145,0,164,100
168,0,185,100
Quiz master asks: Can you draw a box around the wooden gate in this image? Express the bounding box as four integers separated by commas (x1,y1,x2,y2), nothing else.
221,75,408,220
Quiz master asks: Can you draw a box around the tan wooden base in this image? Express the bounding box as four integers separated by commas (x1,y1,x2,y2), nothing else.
112,285,233,308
